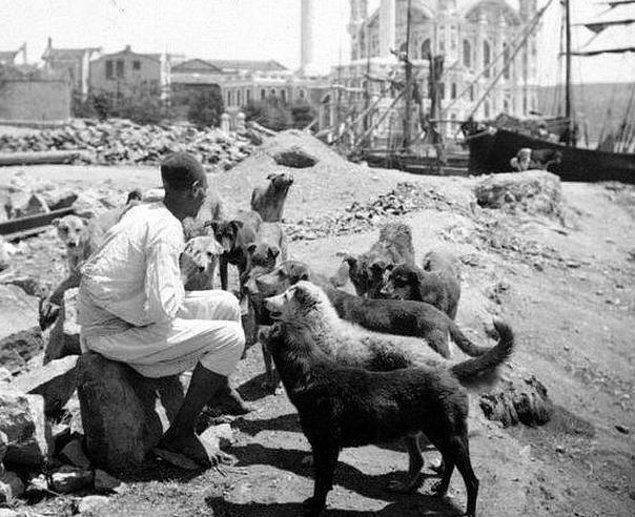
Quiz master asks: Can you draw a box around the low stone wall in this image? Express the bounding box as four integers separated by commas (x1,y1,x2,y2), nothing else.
0,80,71,121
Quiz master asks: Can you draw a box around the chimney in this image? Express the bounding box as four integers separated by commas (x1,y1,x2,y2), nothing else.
300,0,317,75
379,0,396,59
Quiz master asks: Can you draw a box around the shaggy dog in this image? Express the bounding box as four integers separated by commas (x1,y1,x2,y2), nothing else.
180,235,224,291
255,260,494,360
262,282,515,516
211,210,262,292
250,172,294,222
342,222,415,298
245,222,288,276
383,250,461,319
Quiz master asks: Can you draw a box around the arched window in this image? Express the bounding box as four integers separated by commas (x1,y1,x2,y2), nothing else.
421,38,431,59
280,89,286,103
483,40,491,78
438,82,445,100
269,88,276,98
451,82,457,99
503,43,510,80
237,90,242,106
463,40,471,68
503,98,509,113
469,84,475,101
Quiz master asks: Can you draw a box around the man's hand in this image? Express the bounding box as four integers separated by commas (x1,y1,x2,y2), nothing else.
39,296,61,330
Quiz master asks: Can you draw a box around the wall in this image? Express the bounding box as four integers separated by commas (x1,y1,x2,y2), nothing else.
0,79,70,120
89,53,161,96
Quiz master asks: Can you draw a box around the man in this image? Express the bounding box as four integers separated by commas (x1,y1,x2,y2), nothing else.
78,152,249,469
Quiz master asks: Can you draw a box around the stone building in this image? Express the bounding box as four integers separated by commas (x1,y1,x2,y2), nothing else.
324,0,539,140
41,38,101,100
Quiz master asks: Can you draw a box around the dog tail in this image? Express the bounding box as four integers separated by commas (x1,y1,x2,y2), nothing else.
448,320,495,357
450,318,514,387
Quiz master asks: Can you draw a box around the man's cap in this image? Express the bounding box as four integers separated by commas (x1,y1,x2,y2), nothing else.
160,152,206,190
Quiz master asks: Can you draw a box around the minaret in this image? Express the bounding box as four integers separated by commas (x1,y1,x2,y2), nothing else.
300,0,318,75
379,0,396,59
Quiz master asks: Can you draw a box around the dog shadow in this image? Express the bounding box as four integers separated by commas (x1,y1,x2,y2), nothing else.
205,495,462,516
229,443,445,505
237,373,275,402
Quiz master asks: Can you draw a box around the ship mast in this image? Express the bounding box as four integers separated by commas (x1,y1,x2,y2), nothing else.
564,0,573,145
402,0,413,150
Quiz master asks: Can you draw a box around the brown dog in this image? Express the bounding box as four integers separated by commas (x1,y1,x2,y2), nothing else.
250,172,294,222
383,250,461,320
343,222,415,298
180,236,224,291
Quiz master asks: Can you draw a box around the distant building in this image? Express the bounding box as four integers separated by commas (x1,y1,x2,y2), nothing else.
42,38,100,99
171,58,224,94
0,43,27,66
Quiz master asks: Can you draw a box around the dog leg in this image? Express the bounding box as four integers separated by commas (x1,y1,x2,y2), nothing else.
430,439,456,498
219,255,229,291
428,329,452,359
260,335,280,393
453,435,479,517
387,434,424,493
304,444,339,516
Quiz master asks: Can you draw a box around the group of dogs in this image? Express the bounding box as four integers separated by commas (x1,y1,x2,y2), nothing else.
45,171,516,516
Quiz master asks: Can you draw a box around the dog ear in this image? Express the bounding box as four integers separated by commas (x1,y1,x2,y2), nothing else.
247,243,257,255
341,254,357,268
268,246,280,259
266,173,277,180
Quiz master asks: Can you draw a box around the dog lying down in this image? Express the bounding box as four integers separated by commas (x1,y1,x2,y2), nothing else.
263,282,515,516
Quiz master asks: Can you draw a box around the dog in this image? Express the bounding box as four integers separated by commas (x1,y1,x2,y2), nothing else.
382,250,461,320
250,172,294,222
256,260,494,361
510,148,563,172
262,283,515,516
211,210,262,292
39,192,141,330
180,235,224,291
342,222,415,298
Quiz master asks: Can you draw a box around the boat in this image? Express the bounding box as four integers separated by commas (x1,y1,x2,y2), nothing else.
464,0,635,183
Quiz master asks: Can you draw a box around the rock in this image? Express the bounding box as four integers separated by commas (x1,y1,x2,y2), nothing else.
45,288,81,364
50,465,93,494
77,352,164,474
0,275,46,298
0,284,39,339
9,355,78,416
474,170,563,217
0,471,24,502
479,370,554,428
0,509,19,517
0,237,11,272
199,423,234,451
77,495,110,513
272,147,317,168
60,439,91,469
0,430,7,463
38,189,78,211
94,469,123,493
0,367,11,382
0,392,52,467
6,192,50,218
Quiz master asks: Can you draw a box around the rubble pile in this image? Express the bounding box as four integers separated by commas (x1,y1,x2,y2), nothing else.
0,119,255,170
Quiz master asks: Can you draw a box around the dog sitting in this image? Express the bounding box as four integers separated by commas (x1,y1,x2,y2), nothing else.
211,210,262,292
383,250,461,320
262,282,515,516
256,260,494,362
342,222,415,298
250,172,294,222
180,236,224,291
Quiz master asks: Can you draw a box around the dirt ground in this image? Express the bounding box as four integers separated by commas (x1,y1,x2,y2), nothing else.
0,161,632,517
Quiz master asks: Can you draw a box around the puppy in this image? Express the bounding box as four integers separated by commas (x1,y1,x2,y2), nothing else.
250,172,294,222
342,222,415,297
211,210,262,292
180,236,224,291
383,250,461,320
263,283,514,516
256,260,494,360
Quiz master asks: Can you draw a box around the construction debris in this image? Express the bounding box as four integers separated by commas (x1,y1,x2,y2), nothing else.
0,119,255,169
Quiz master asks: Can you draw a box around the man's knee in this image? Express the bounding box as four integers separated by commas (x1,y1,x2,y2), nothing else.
211,290,242,322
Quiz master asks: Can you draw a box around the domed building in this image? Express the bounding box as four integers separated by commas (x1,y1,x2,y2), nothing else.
322,0,540,140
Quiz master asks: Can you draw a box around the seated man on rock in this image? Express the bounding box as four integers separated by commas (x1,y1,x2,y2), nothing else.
78,152,251,469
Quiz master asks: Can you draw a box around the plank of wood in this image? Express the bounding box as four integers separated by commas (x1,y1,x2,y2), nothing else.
0,207,75,237
0,150,85,167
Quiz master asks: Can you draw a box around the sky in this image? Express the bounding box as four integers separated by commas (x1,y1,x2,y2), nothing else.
0,0,632,85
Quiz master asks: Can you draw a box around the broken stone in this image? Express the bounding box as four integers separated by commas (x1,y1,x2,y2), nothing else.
38,189,78,211
0,471,24,502
0,509,19,517
45,288,81,364
615,424,629,435
0,367,11,382
0,391,52,467
50,465,93,494
0,275,46,298
60,439,91,469
77,495,110,514
9,355,78,416
94,469,123,493
6,192,50,219
0,284,39,340
272,147,317,168
77,352,164,473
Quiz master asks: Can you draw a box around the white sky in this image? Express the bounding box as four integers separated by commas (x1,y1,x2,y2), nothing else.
0,0,632,84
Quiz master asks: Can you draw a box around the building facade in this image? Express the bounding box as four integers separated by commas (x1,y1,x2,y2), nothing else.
326,0,539,140
42,38,100,99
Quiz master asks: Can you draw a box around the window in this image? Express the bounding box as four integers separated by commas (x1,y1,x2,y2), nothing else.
483,41,491,78
105,60,113,79
227,90,232,106
269,88,276,98
260,88,266,100
133,60,141,71
116,60,124,79
503,98,510,113
237,90,242,106
246,89,251,103
451,82,457,100
439,38,445,53
470,84,475,102
503,43,510,80
463,40,471,68
438,82,445,100
280,89,286,103
421,38,431,59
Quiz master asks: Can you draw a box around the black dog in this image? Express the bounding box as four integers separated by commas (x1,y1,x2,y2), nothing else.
262,320,480,517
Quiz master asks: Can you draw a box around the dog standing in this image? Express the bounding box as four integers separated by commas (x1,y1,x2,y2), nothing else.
250,172,294,222
343,222,415,298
